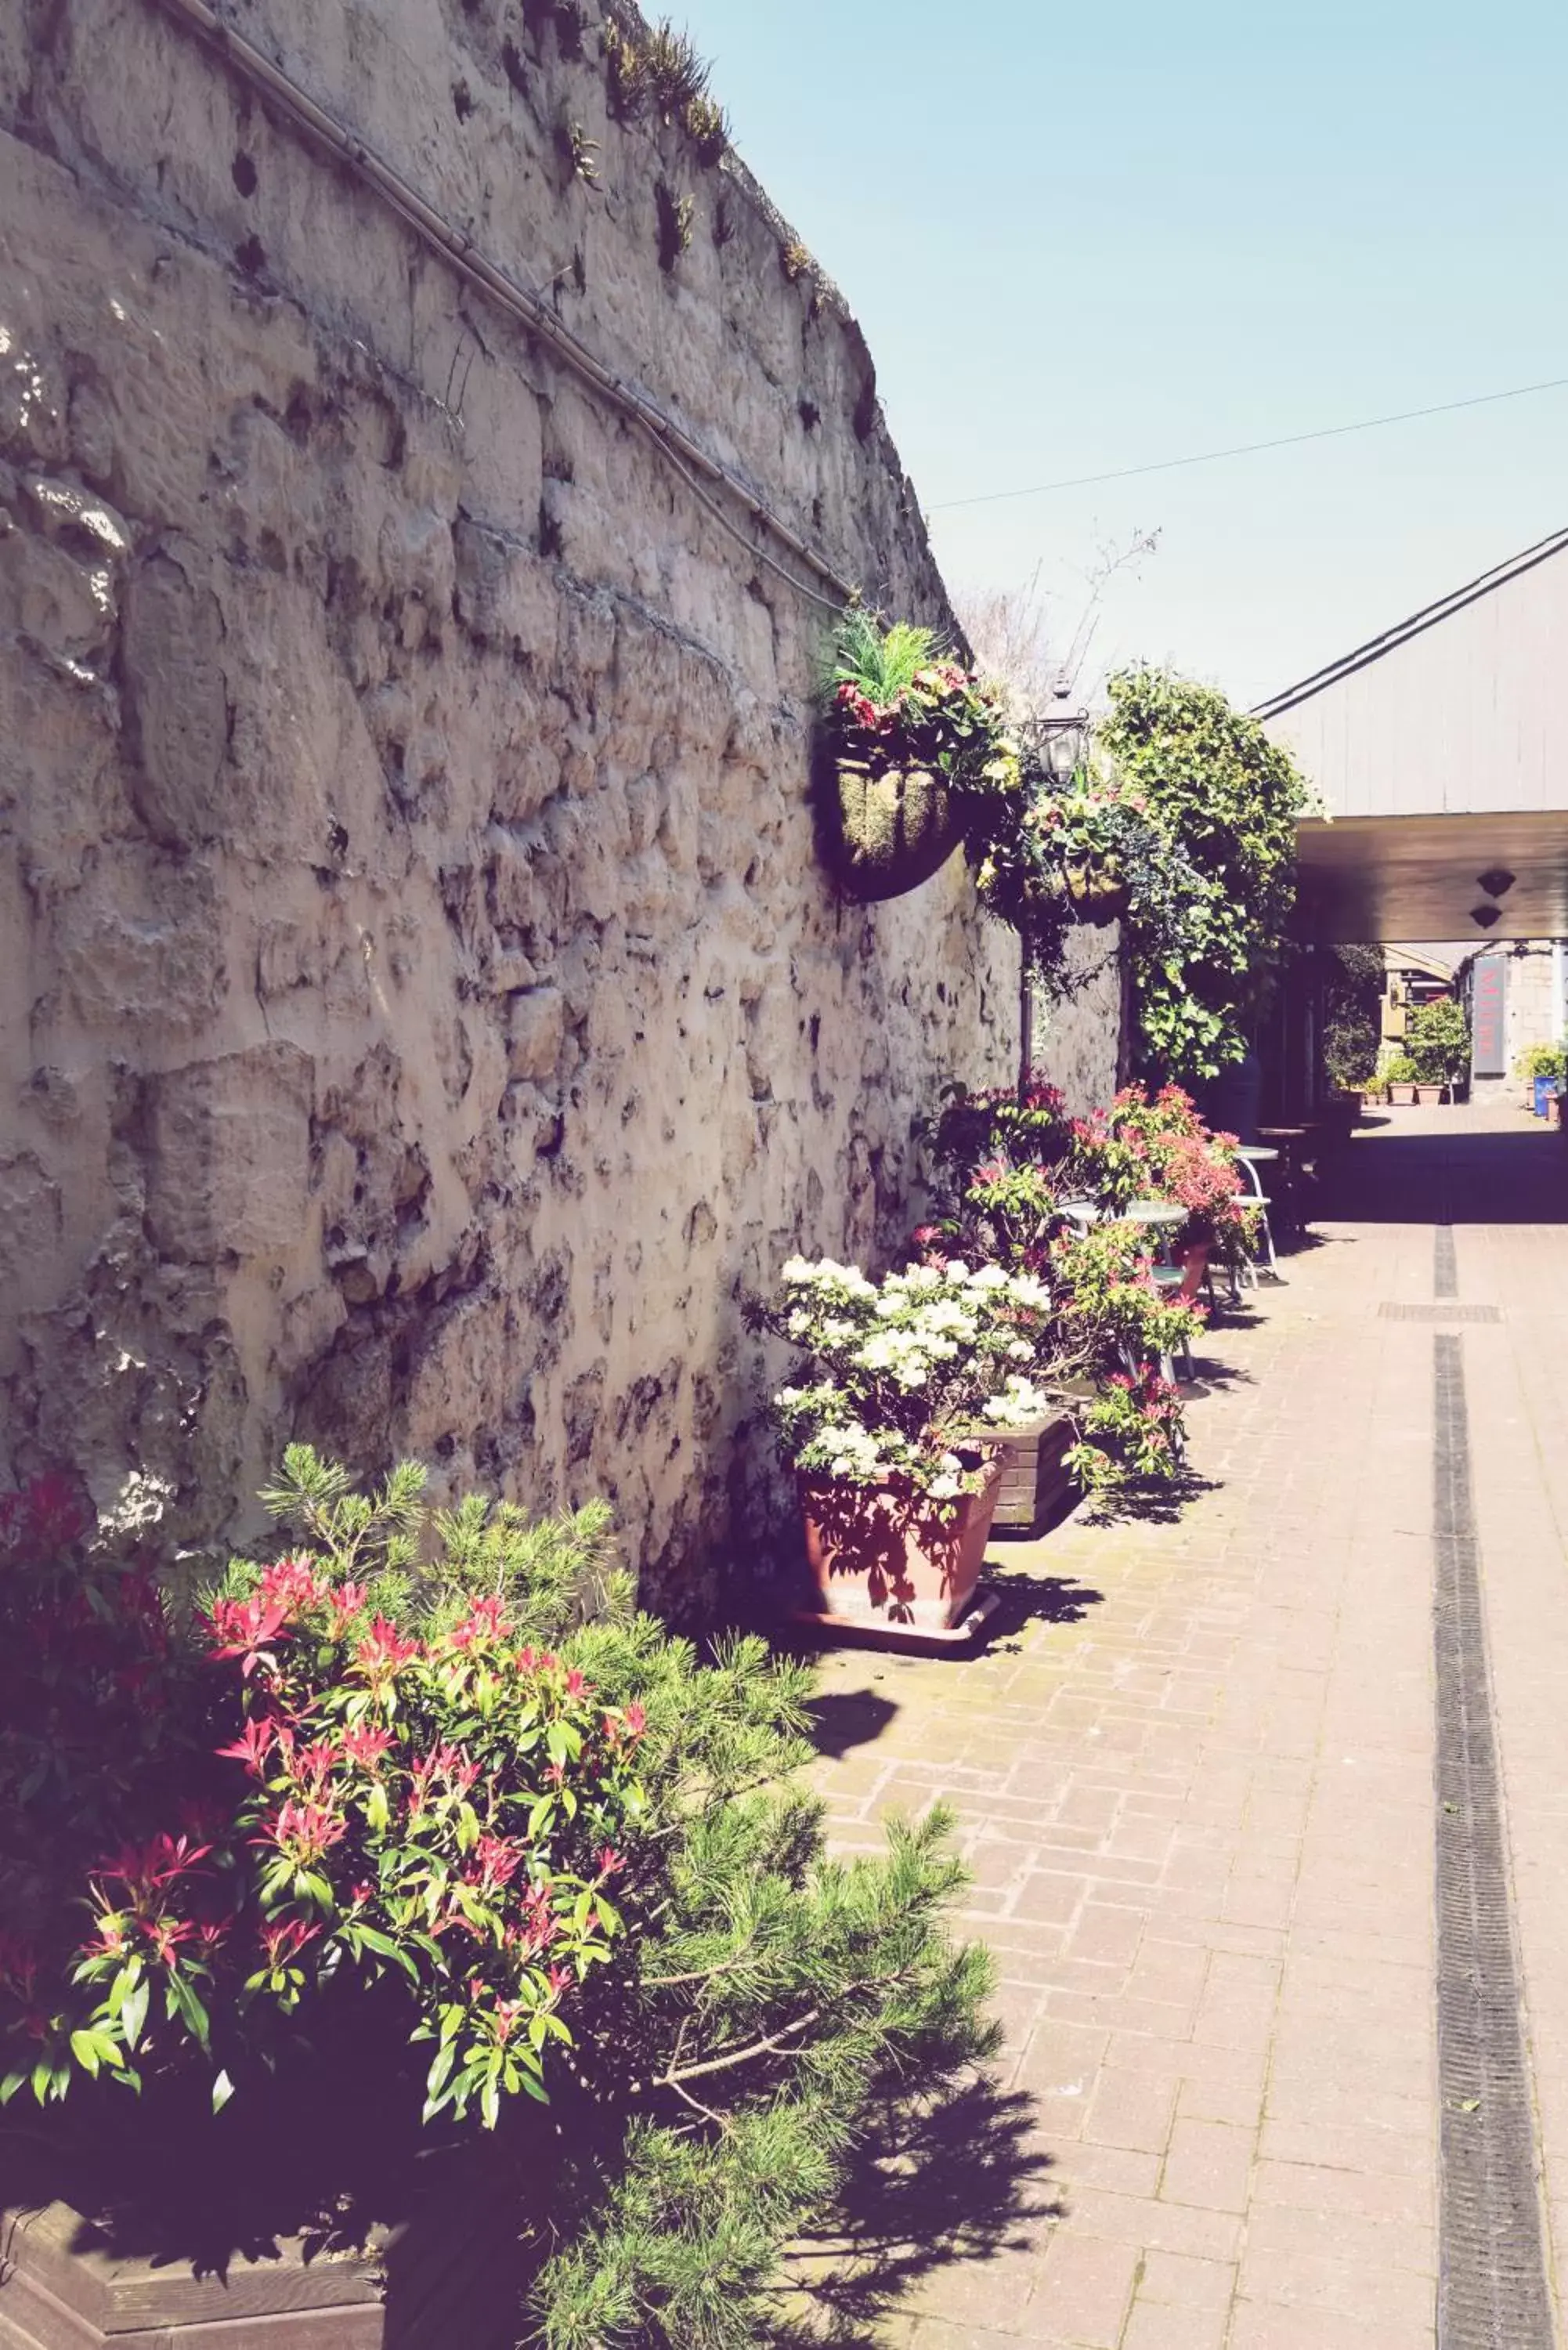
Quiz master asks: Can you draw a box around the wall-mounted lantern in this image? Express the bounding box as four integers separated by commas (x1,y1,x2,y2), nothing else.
1028,707,1091,785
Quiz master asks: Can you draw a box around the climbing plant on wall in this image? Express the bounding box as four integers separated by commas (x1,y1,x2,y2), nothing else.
1095,667,1316,1083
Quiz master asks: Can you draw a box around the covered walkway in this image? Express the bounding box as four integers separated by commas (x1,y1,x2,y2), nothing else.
811,1100,1568,2348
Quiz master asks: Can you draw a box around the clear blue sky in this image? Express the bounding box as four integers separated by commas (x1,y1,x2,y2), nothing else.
681,0,1568,707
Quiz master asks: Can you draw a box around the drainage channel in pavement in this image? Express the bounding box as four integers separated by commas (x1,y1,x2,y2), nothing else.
1430,1217,1555,2348
1378,1303,1503,1324
1435,1221,1459,1300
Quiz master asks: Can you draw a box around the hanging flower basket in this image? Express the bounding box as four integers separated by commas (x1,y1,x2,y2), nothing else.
1060,862,1130,925
816,612,1018,906
829,756,967,902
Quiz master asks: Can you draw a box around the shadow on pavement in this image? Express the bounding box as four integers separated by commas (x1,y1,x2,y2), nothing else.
1081,1472,1219,1529
1317,1120,1568,1224
776,2073,1061,2346
1183,1354,1256,1392
981,1567,1105,1646
806,1686,900,1759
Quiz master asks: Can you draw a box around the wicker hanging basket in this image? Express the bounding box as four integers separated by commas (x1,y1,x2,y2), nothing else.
828,758,966,903
1060,862,1129,925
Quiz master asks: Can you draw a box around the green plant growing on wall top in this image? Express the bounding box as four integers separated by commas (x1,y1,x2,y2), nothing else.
558,116,601,186
681,91,730,165
603,15,728,165
1095,667,1317,1084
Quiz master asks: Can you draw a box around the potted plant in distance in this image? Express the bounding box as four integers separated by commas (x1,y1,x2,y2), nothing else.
817,609,1018,902
749,1256,1064,1645
1382,1050,1419,1105
1514,1042,1567,1117
1405,998,1470,1104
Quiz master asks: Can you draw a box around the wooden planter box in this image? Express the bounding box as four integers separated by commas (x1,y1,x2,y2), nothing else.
0,2160,523,2349
0,2200,384,2347
990,1412,1077,1535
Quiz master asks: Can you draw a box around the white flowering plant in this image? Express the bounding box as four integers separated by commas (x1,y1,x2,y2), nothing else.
748,1256,1072,1505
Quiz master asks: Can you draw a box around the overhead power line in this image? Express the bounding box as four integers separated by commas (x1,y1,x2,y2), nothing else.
933,374,1568,512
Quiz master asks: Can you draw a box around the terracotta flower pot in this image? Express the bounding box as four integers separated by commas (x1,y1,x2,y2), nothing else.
829,759,965,902
798,1459,1003,1634
1176,1240,1210,1302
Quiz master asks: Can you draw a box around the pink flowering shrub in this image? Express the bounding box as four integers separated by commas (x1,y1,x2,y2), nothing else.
0,1475,646,2128
919,1079,1076,1273
1067,1084,1249,1253
1050,1222,1205,1374
912,1079,1233,1488
1067,1365,1189,1488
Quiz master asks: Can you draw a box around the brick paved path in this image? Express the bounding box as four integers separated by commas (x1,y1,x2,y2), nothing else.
809,1100,1568,2348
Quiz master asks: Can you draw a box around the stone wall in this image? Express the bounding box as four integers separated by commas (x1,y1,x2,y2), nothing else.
1469,943,1568,1104
1030,925,1125,1114
0,0,1107,1600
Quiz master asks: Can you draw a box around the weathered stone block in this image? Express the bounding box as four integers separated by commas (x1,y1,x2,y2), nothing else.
145,1046,314,1265
506,986,565,1082
121,544,229,848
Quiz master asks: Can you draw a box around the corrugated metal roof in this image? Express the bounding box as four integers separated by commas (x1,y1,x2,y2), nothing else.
1254,526,1568,720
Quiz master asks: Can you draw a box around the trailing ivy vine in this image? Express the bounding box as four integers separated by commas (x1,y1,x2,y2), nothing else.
1096,668,1316,1083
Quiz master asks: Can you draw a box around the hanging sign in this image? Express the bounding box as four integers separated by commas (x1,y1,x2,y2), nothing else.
1472,956,1506,1076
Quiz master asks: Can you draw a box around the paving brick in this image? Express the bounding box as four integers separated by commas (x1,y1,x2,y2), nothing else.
1159,2117,1256,2214
1251,2156,1432,2225
1227,2296,1434,2348
1031,2232,1138,2347
1122,2302,1230,2350
1136,2249,1237,2308
913,2241,1052,2330
1081,2066,1176,2155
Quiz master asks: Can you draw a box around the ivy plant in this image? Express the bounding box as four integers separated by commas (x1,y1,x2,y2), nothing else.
1096,668,1317,1083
